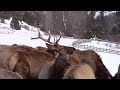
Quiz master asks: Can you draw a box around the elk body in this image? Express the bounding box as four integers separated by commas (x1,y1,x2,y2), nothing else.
0,45,35,69
9,49,58,79
63,63,96,79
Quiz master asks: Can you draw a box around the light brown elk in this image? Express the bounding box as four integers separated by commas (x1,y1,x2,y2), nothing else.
63,63,95,79
0,67,23,79
0,37,50,78
0,44,35,69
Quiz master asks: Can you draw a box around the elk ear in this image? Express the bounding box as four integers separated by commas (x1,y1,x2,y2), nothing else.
46,43,57,50
47,49,58,56
65,47,75,55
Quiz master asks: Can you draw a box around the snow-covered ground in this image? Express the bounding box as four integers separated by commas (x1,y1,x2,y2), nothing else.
0,18,120,76
93,11,117,19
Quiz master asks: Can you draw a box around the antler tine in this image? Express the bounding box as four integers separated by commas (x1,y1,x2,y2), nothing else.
31,29,54,44
55,31,62,45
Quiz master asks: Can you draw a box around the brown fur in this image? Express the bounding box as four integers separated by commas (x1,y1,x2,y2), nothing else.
69,49,113,79
38,61,54,79
63,63,96,79
38,53,70,79
9,49,57,79
46,43,76,55
0,67,23,79
0,44,57,79
0,45,35,68
35,46,48,51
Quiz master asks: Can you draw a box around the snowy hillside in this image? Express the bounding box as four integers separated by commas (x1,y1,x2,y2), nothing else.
93,11,117,19
0,18,120,76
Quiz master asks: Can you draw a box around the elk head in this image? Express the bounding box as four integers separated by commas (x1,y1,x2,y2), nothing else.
31,29,75,55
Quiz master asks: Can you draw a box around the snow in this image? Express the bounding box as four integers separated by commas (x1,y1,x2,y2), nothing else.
94,11,116,19
97,52,120,76
94,11,101,19
104,11,116,16
0,18,120,76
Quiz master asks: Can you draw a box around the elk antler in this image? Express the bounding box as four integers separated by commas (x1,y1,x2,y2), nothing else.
31,29,62,46
54,31,62,46
31,29,54,44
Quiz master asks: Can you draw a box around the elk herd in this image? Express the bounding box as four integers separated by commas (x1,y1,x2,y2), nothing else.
0,29,119,79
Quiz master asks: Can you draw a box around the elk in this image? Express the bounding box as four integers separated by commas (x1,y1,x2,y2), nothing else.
0,67,23,79
38,53,70,79
9,48,58,79
63,63,96,79
72,49,113,79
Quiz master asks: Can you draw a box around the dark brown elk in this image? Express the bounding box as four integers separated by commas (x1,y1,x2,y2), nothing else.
0,67,23,79
71,49,113,79
38,49,71,79
63,63,96,79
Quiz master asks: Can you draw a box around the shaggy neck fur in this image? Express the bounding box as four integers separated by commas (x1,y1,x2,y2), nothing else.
49,54,69,79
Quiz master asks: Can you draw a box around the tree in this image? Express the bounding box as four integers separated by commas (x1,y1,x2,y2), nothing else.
10,17,21,30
